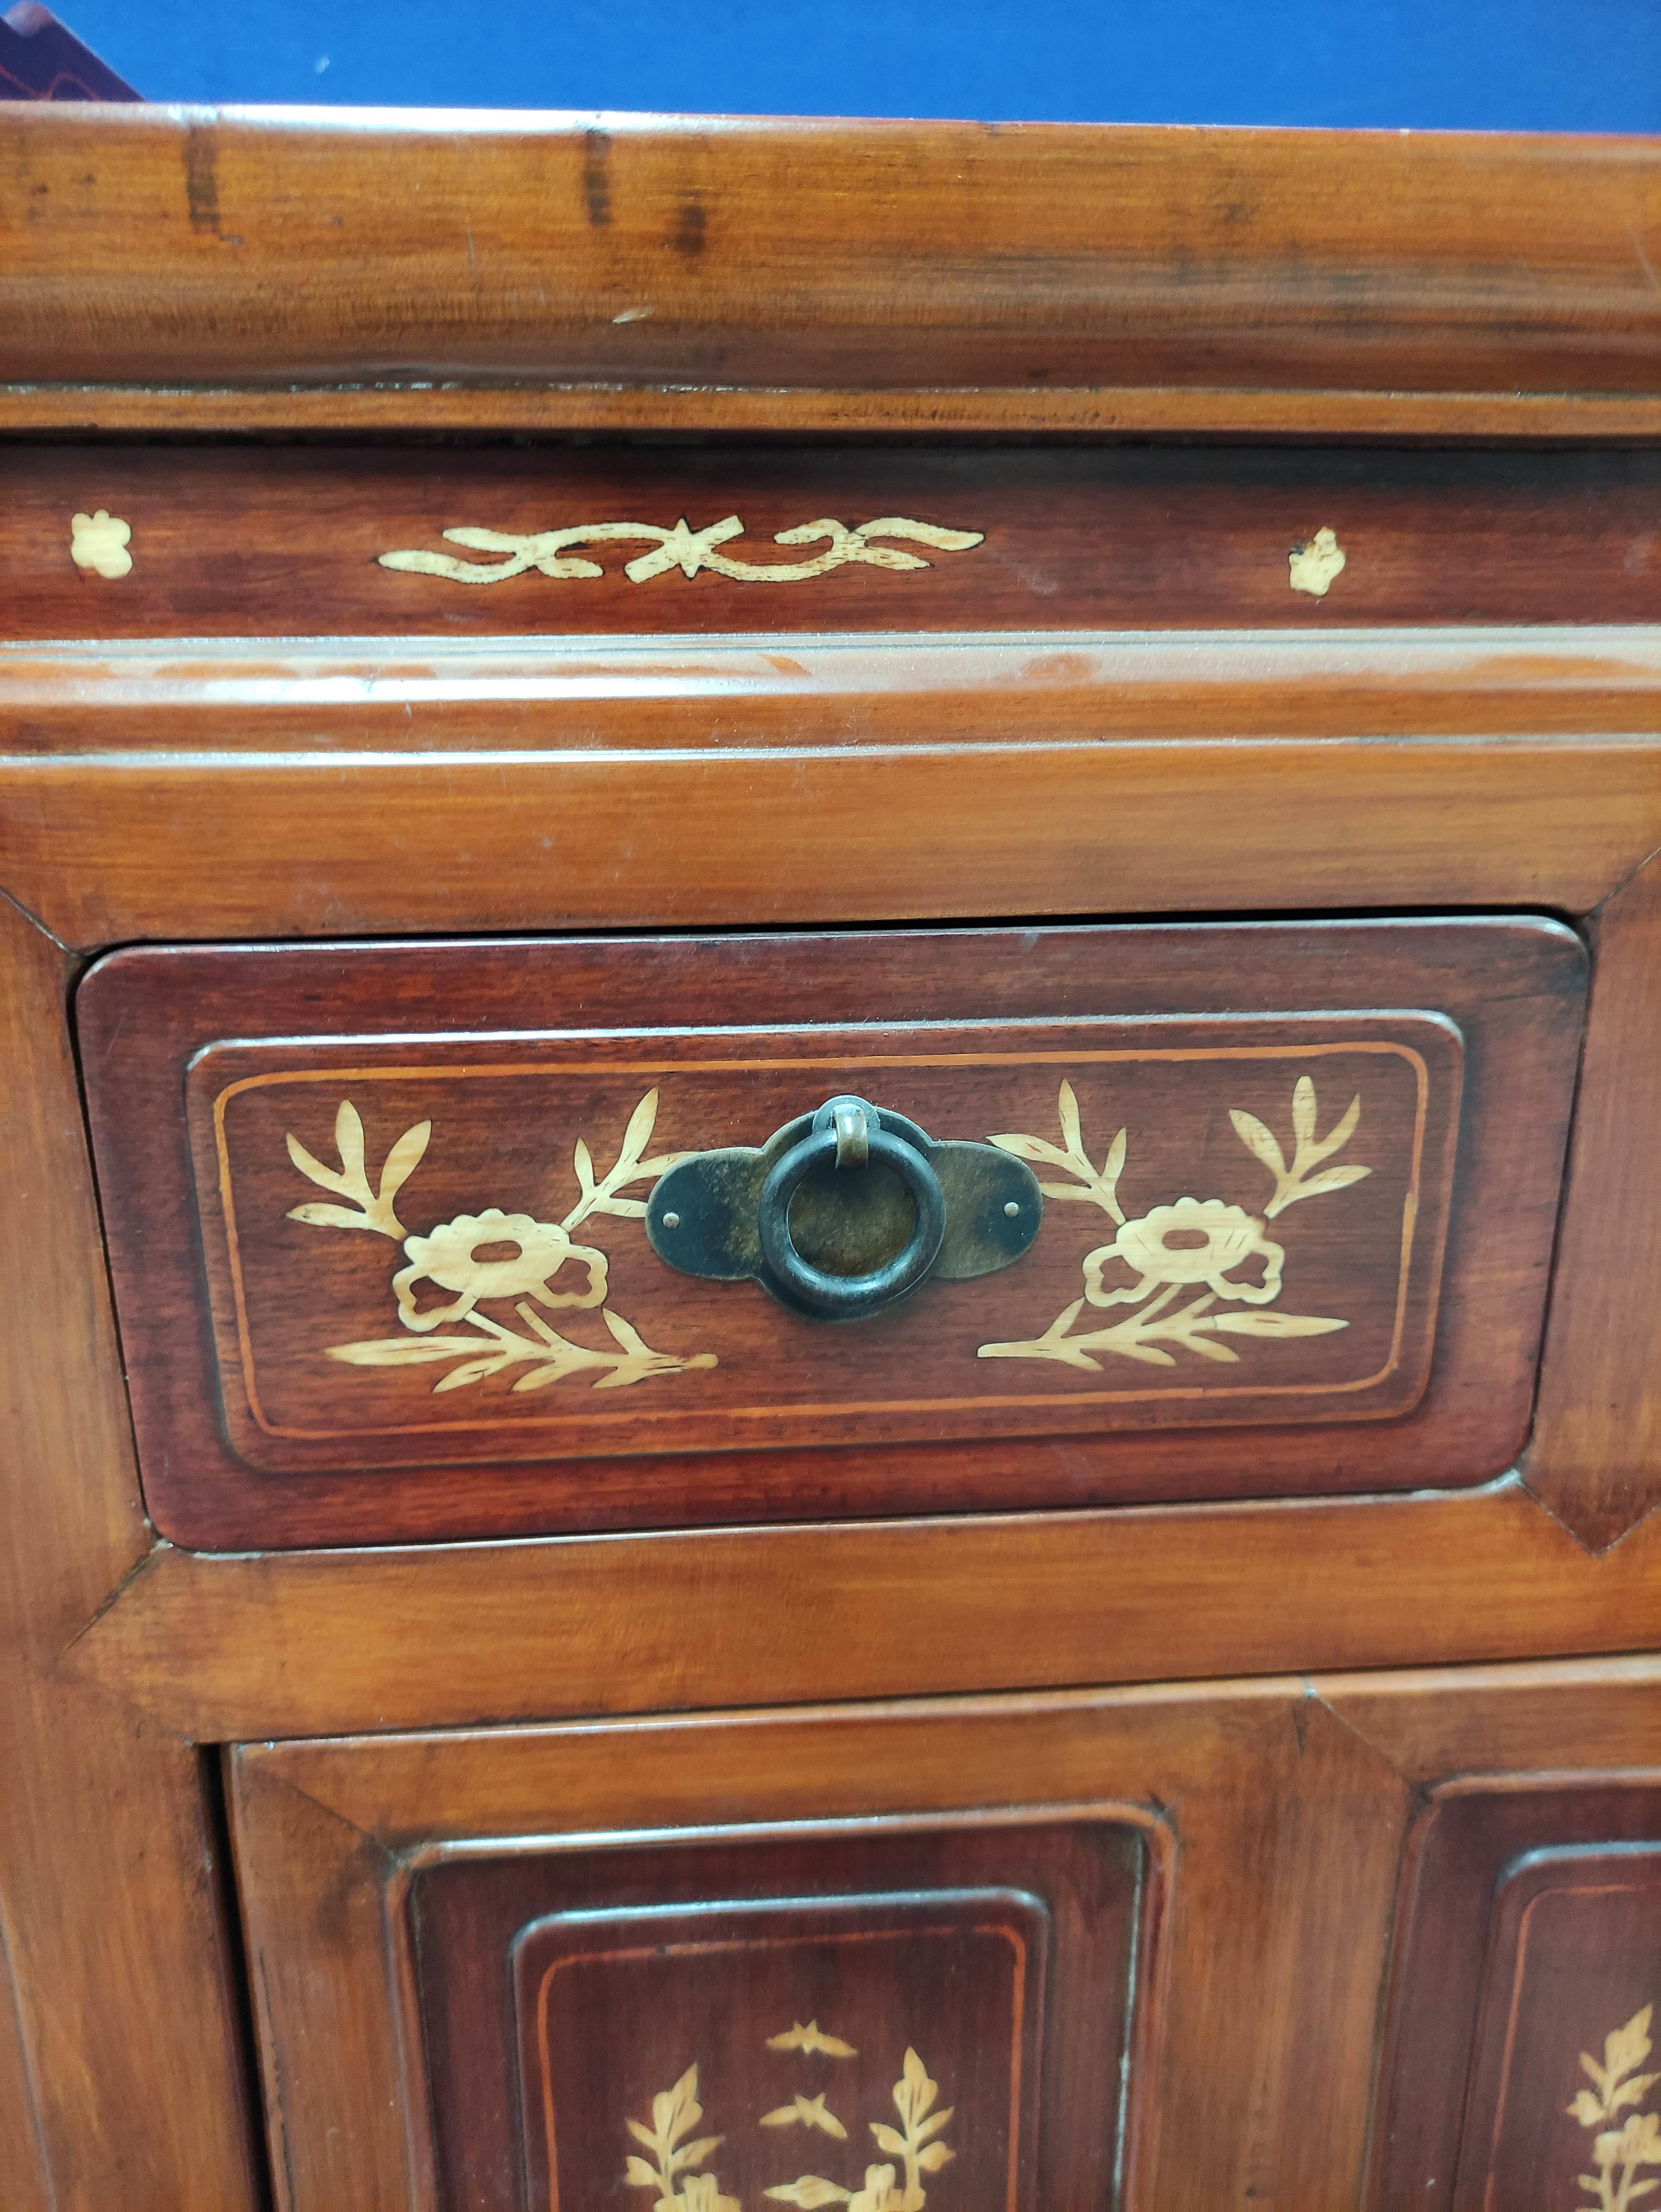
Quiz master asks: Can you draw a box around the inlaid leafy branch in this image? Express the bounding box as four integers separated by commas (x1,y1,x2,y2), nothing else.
625,2065,738,2211
1569,2005,1661,2212
980,1285,1346,1370
283,1089,716,1395
766,2047,953,2211
328,1301,718,1393
564,1088,685,1230
990,1079,1126,1222
286,1099,430,1239
1231,1074,1370,1219
982,1075,1364,1371
874,2047,955,2204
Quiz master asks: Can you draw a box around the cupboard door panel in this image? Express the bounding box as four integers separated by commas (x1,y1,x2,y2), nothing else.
228,1676,1413,2210
1371,1785,1661,2210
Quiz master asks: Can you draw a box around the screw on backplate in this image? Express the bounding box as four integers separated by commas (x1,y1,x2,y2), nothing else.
662,1211,681,1230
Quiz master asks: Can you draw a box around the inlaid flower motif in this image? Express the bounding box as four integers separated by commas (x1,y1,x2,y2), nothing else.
1084,1195,1285,1308
847,2165,904,2212
393,1207,608,1332
680,2175,742,2212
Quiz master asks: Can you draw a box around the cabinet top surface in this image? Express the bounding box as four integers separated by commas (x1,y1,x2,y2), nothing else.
2,108,1659,435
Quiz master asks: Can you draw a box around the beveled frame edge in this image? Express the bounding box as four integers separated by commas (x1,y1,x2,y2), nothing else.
64,1477,1661,1741
4,629,1661,943
9,383,1661,440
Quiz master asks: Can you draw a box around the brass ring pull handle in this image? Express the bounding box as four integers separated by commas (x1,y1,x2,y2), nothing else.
756,1099,948,1320
646,1092,1042,1322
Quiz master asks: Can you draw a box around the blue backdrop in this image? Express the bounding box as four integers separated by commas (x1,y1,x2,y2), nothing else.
50,2,1661,131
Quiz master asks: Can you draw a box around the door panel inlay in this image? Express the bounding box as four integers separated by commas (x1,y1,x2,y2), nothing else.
525,1897,1008,2212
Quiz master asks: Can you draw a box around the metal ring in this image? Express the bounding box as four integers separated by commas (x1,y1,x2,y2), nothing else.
757,1124,947,1319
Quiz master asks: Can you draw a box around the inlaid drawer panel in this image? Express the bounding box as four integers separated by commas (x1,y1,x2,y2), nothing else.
77,918,1585,1549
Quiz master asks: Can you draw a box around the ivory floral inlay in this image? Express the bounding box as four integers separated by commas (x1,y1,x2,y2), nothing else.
284,1090,717,1393
1288,525,1346,597
69,508,133,578
626,2042,953,2212
1567,2004,1661,2212
978,1074,1368,1369
378,513,984,586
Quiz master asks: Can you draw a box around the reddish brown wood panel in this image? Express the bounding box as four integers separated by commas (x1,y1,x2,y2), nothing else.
409,1816,1153,2212
1370,1782,1661,2211
0,899,261,2207
1530,854,1661,1549
12,382,1661,438
2,639,1654,956
78,918,1583,1550
4,112,1661,404
188,1016,1455,1462
9,444,1661,637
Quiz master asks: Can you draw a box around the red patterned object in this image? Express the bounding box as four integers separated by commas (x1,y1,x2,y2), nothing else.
0,3,137,99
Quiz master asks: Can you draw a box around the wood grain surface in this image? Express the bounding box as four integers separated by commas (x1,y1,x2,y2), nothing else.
5,106,1661,2212
77,920,1582,1549
9,444,1661,637
0,901,259,2210
11,380,1661,439
64,1479,1661,1742
4,111,1661,419
2,632,1656,954
1531,852,1661,1549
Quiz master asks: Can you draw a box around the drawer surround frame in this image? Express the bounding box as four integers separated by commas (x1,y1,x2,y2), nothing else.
0,622,1650,1730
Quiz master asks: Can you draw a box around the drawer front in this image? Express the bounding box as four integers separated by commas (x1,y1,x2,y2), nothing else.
78,918,1585,1549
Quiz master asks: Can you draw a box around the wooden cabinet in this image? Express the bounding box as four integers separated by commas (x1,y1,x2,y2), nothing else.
3,110,1661,2212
